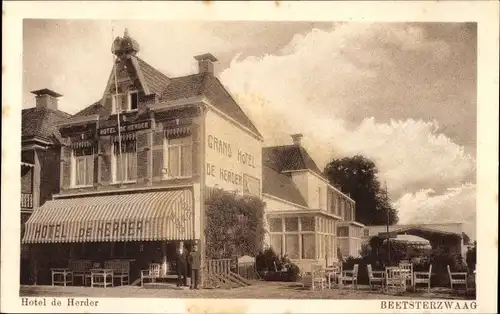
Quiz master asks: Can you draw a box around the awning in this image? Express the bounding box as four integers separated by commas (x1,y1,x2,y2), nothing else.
165,126,191,138
22,189,194,244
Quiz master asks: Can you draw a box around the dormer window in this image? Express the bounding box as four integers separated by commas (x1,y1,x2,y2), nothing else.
111,91,138,114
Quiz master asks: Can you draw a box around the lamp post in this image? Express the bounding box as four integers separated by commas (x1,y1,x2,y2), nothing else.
384,181,391,265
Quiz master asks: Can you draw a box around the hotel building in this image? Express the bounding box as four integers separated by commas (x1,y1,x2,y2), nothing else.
22,30,364,284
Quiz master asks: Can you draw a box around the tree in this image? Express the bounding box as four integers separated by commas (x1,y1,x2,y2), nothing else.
324,155,399,225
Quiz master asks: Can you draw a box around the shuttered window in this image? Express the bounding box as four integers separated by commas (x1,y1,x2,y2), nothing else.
72,146,94,187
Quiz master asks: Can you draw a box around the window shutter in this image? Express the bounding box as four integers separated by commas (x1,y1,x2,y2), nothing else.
86,155,94,186
136,131,151,184
152,129,164,182
191,124,201,177
60,146,72,191
99,137,112,186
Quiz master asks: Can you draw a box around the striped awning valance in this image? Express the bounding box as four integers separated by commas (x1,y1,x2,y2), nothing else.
22,189,194,243
165,126,191,139
111,132,136,142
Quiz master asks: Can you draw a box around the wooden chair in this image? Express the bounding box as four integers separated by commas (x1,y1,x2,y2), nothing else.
326,262,343,288
399,262,414,287
340,264,359,289
447,265,468,291
105,260,130,286
90,268,113,288
385,267,406,293
414,264,432,292
367,264,385,290
68,260,91,286
311,264,327,290
141,263,161,287
51,268,73,286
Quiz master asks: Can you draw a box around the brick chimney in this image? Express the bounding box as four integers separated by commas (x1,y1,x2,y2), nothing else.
194,53,218,74
31,89,62,111
291,133,303,146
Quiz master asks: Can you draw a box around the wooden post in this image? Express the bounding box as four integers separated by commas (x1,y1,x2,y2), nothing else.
160,241,167,276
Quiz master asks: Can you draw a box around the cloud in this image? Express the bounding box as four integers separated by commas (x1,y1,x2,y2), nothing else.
220,22,476,231
23,20,234,113
393,184,476,239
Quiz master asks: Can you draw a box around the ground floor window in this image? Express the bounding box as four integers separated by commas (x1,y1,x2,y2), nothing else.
268,215,336,261
301,234,315,259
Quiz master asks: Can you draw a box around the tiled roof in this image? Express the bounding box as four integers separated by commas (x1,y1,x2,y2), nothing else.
262,165,308,207
22,107,71,144
161,73,262,136
161,73,206,101
74,100,104,117
74,57,262,138
263,145,323,176
136,57,170,96
198,75,262,138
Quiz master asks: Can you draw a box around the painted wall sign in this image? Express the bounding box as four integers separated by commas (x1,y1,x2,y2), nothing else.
205,110,262,195
98,120,151,136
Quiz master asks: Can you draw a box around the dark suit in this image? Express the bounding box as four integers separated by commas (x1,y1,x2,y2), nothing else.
176,251,188,286
188,250,201,289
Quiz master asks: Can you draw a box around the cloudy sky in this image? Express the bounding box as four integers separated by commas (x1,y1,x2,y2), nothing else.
23,20,477,238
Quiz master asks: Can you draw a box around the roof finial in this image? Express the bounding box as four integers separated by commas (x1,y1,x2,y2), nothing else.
124,28,130,38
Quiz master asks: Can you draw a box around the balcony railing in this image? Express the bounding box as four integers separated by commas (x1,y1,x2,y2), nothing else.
21,193,33,209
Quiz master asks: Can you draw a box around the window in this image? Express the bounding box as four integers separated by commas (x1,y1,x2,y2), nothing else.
284,217,299,232
163,135,192,178
327,190,335,214
72,146,94,187
317,187,323,209
269,218,283,232
346,202,353,221
338,226,349,237
301,234,315,259
363,229,370,237
300,217,315,232
113,140,137,183
270,234,283,255
285,234,299,259
111,91,138,113
335,196,341,217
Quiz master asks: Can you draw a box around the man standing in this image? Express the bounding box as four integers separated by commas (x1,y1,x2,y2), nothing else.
175,243,188,287
188,244,201,290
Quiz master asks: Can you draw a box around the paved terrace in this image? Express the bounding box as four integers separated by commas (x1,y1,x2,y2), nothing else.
20,282,474,300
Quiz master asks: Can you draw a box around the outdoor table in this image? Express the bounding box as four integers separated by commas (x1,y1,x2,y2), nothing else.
90,268,114,288
51,268,73,286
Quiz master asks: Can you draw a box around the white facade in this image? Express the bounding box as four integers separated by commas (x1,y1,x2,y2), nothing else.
204,109,262,196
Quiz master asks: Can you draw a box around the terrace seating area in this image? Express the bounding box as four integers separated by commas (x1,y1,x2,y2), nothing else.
50,259,132,288
299,260,471,297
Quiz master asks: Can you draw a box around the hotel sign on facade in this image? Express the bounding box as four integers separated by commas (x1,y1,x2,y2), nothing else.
98,120,151,136
205,111,262,197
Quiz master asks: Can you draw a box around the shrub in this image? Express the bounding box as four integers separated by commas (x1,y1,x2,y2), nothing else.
262,262,301,282
286,263,301,282
205,189,266,259
256,248,282,272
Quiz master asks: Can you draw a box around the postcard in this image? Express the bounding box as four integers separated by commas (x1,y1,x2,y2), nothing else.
2,1,498,313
